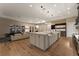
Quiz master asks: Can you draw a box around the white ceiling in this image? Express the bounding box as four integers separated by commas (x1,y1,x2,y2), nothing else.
0,3,78,23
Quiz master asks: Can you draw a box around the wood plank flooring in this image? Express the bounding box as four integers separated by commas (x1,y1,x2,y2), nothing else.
0,37,78,56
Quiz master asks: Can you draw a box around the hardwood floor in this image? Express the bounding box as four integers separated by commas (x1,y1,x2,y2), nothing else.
0,37,78,56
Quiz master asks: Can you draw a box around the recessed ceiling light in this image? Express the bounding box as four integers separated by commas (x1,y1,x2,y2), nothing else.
42,20,46,23
29,5,32,7
48,24,51,27
67,8,70,10
53,4,57,7
36,25,39,28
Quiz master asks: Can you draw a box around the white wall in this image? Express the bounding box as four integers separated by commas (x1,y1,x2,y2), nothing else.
21,23,51,32
39,24,47,32
0,17,31,37
66,17,77,37
35,23,51,32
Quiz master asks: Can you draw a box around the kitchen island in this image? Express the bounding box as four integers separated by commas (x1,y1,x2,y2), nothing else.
29,32,60,51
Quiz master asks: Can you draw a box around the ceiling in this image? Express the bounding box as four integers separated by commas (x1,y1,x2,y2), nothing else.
0,3,78,23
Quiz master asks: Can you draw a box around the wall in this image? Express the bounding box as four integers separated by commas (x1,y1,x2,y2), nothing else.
36,23,49,32
50,19,66,24
0,17,77,37
0,17,28,37
30,23,51,32
50,17,77,37
37,22,53,32
27,17,77,37
0,17,51,37
66,17,77,37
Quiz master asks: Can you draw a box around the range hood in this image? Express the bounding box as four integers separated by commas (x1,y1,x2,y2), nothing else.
75,4,79,26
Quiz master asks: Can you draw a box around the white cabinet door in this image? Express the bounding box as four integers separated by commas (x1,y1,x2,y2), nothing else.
44,35,49,50
30,34,33,44
30,34,35,45
39,35,45,50
33,34,36,45
53,34,57,43
35,34,40,47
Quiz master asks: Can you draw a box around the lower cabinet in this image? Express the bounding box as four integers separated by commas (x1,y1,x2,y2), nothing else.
44,35,49,50
39,35,45,50
30,34,34,45
35,34,40,47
